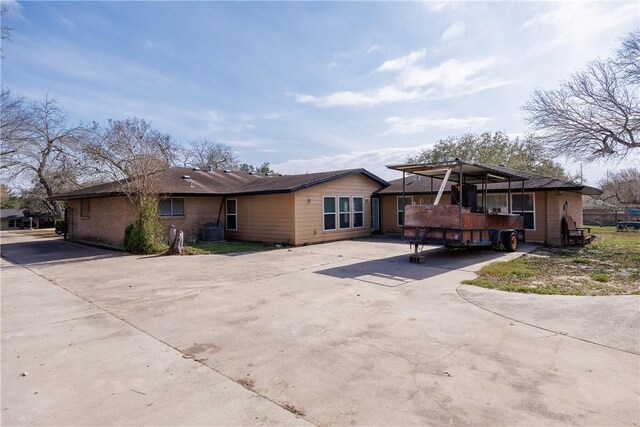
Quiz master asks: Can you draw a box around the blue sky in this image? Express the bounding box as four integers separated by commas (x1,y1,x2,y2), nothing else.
2,0,638,182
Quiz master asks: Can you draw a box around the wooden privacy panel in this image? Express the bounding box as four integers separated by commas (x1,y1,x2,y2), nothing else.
404,205,462,228
404,204,524,231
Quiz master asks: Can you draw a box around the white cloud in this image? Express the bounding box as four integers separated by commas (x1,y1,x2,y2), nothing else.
398,58,494,89
295,55,513,108
57,15,76,28
366,44,381,54
272,146,428,180
383,115,491,135
294,85,421,107
441,21,466,42
376,48,427,72
2,0,26,21
521,2,638,52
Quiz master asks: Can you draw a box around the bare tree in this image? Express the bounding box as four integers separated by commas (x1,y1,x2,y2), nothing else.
1,6,11,59
83,118,176,253
1,94,87,218
84,118,175,207
1,89,29,168
615,31,640,84
597,168,640,206
177,140,237,170
524,35,639,161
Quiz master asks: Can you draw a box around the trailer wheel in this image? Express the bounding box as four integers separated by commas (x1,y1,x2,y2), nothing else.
503,231,518,252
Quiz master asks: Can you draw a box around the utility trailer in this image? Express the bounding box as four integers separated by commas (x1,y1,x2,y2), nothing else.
386,160,530,262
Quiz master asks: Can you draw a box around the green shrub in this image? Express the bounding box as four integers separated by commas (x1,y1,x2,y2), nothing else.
591,273,610,283
123,196,165,254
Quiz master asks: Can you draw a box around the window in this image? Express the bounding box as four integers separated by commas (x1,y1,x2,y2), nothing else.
80,199,90,218
485,194,508,213
339,197,350,229
397,196,413,226
159,197,185,217
226,199,237,230
481,193,535,230
323,197,336,231
352,197,364,228
8,219,19,228
512,193,535,230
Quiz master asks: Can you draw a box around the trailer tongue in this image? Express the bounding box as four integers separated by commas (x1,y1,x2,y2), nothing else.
386,159,530,262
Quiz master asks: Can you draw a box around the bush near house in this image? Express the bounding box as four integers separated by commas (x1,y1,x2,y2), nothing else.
464,226,640,296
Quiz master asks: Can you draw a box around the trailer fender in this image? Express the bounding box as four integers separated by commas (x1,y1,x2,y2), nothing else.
490,230,504,249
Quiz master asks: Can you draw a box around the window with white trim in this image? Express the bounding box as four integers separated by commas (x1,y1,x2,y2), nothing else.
226,199,237,230
397,196,413,226
352,197,364,228
512,193,535,230
323,197,336,231
159,197,184,217
338,197,350,229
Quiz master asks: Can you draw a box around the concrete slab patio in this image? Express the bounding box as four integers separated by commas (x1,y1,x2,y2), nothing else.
1,232,639,426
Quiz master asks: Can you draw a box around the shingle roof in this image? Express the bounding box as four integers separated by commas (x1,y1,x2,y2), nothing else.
0,208,25,218
51,167,389,200
377,170,602,195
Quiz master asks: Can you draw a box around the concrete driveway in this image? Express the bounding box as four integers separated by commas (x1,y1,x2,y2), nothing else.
2,232,638,426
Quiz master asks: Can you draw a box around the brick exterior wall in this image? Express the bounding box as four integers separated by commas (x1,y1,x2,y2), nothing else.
158,196,224,243
68,196,137,249
545,191,583,245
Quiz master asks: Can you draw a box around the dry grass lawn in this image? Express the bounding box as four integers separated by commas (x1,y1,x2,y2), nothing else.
464,226,640,296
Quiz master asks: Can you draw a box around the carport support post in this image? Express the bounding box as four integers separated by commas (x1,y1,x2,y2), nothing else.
507,178,512,214
430,176,434,204
521,180,525,218
458,162,463,230
402,171,406,240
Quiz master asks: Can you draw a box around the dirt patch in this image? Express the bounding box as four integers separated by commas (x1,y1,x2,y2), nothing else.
281,402,306,417
237,376,255,389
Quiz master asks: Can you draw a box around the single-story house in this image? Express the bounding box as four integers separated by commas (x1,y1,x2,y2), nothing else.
0,209,55,230
51,167,389,249
51,162,601,249
0,209,25,230
376,163,602,246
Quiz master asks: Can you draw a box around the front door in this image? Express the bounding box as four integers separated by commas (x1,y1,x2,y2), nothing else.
371,197,380,232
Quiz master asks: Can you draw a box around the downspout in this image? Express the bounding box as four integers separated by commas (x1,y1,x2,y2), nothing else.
402,171,406,239
216,196,226,226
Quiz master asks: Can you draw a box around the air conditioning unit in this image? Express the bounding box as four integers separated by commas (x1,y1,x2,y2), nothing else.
201,224,224,242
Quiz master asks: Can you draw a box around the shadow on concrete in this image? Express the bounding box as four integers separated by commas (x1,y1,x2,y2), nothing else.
316,245,534,287
0,239,120,266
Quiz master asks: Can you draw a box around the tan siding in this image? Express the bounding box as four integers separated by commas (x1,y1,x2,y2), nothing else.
294,174,382,245
68,196,137,249
225,194,296,244
158,196,224,243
